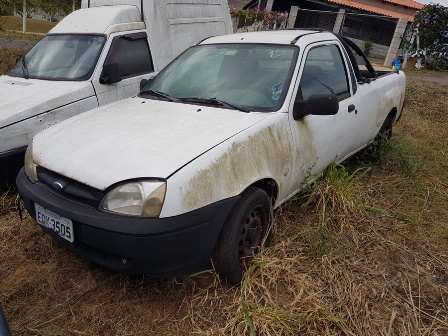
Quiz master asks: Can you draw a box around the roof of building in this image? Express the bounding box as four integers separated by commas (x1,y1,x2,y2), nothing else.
327,0,420,21
384,0,423,10
228,0,423,22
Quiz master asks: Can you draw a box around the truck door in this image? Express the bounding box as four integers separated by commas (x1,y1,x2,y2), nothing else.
288,42,359,188
93,32,155,106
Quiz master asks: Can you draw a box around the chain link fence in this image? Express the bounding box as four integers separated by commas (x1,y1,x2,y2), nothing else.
231,7,401,61
293,9,337,32
293,9,399,59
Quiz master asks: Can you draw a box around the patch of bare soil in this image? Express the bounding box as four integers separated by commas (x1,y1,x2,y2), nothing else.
404,70,448,85
0,37,37,50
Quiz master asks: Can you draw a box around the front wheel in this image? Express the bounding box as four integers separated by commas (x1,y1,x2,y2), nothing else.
212,187,272,284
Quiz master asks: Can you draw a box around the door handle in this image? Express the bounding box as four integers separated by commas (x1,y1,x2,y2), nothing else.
348,104,357,114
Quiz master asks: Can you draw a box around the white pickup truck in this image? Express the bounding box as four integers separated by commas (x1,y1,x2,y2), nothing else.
0,0,232,159
17,30,406,283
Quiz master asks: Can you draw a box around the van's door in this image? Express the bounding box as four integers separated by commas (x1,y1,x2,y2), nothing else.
93,31,155,106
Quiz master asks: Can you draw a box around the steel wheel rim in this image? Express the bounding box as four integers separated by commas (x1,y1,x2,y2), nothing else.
238,207,263,260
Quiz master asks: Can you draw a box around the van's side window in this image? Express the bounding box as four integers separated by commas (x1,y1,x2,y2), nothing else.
105,33,154,79
298,44,350,101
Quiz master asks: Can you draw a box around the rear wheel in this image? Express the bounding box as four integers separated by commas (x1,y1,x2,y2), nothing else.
378,115,394,139
212,187,272,284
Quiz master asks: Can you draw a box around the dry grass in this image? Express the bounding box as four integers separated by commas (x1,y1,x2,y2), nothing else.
0,16,56,34
0,17,48,75
0,55,447,334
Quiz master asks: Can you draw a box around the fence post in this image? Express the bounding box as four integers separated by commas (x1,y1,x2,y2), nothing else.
266,0,274,11
383,18,408,68
288,6,299,28
333,9,345,34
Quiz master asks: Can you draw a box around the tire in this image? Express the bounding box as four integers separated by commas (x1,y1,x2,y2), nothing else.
378,115,394,140
212,187,272,284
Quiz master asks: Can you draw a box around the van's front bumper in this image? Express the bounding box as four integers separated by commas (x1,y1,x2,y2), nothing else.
16,168,239,277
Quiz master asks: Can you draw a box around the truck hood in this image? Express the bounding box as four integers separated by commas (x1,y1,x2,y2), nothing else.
0,76,95,128
33,98,268,190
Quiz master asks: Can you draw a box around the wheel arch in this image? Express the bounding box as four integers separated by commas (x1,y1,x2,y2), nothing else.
248,178,279,205
388,107,398,122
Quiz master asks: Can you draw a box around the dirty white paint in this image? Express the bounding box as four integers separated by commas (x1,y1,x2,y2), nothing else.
33,98,268,191
49,6,143,35
0,96,98,153
142,0,233,70
0,0,233,157
0,79,96,154
162,114,293,217
28,30,406,218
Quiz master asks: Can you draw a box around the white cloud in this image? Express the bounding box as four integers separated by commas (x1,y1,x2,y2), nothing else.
415,0,448,6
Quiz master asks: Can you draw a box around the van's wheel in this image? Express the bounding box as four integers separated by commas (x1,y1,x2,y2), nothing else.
213,187,272,284
378,115,394,139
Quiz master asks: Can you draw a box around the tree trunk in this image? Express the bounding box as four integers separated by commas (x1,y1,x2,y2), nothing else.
22,0,26,33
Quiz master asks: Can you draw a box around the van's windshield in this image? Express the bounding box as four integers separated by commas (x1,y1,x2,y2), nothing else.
8,34,106,81
140,44,298,112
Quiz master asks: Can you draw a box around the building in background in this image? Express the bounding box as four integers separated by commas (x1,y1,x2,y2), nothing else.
228,0,421,64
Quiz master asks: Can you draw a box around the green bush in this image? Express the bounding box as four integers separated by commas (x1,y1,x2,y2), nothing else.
230,7,289,30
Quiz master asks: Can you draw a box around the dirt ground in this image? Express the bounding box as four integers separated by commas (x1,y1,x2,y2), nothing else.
403,68,448,84
0,37,37,50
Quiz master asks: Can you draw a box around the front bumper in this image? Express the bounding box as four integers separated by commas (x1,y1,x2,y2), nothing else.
16,168,239,277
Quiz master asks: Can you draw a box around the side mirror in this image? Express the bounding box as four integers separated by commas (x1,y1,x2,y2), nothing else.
100,63,122,84
139,76,155,91
293,94,339,120
140,78,149,91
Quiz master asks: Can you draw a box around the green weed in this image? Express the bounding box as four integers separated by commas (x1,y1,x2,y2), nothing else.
309,219,335,257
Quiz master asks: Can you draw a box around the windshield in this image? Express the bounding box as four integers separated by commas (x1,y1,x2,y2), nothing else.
141,44,298,112
8,34,105,81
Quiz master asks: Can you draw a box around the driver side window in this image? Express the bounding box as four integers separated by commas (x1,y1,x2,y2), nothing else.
105,33,154,79
299,44,350,101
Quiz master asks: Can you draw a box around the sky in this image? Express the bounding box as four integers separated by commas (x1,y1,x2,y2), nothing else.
416,0,448,5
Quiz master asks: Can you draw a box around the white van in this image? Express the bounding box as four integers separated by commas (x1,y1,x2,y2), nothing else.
0,0,232,158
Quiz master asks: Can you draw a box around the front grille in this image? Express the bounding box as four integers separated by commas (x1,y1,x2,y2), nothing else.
37,166,104,207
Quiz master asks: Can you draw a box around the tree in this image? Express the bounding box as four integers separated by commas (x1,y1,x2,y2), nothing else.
35,0,80,20
0,0,80,19
0,0,28,16
409,4,448,70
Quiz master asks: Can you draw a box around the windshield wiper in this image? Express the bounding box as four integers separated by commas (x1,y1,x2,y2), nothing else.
179,97,250,113
21,55,29,79
139,89,179,102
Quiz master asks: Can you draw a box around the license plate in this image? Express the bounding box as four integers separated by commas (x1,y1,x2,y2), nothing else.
35,204,74,243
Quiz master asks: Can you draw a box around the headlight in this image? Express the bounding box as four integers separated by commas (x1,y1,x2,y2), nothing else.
24,143,38,182
100,181,166,218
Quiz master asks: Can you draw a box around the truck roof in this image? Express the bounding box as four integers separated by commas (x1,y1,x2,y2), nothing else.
201,30,337,46
49,5,143,35
81,0,142,10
